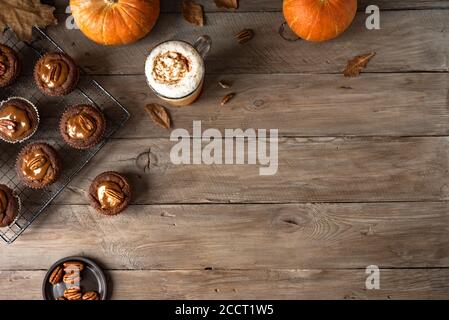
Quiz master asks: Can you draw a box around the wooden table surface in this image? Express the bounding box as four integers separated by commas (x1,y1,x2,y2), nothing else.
2,0,449,299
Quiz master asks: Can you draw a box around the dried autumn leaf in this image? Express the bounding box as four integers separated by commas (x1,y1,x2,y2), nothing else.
218,80,231,89
182,0,204,26
344,53,376,77
145,103,171,129
0,0,57,42
214,0,239,9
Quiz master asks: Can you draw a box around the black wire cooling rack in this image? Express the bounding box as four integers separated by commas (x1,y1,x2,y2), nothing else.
0,28,130,244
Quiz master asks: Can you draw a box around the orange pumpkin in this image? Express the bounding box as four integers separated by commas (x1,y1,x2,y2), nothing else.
70,0,160,46
283,0,357,42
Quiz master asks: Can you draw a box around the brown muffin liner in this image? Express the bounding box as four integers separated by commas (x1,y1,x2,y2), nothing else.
16,142,61,189
6,192,22,228
59,105,106,150
0,96,40,144
0,185,21,228
88,171,131,216
33,52,80,97
0,44,21,88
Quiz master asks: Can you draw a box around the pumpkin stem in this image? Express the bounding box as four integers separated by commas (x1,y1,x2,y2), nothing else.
104,0,118,4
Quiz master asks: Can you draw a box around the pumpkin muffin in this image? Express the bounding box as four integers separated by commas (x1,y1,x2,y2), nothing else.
59,104,106,150
0,184,20,228
0,44,21,87
34,52,79,96
88,171,131,216
0,97,39,144
16,142,61,189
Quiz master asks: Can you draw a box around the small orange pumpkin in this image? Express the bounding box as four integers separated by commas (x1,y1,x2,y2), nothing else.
70,0,160,46
283,0,357,42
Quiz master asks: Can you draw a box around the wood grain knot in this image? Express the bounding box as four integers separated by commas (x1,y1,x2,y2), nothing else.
136,148,152,173
253,99,265,108
274,213,308,233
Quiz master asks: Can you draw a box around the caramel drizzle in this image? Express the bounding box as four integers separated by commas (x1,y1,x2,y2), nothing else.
40,58,69,88
21,151,51,181
67,112,96,140
0,105,31,139
97,181,125,209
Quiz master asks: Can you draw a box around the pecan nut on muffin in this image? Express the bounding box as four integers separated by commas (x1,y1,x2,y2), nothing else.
0,44,21,87
34,52,79,96
0,184,20,228
0,97,39,143
16,142,61,189
59,104,106,150
88,171,131,215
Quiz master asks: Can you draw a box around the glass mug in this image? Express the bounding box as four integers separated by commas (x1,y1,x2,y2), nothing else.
145,35,212,107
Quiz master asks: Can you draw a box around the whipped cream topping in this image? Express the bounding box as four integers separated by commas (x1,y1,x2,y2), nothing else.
145,41,204,99
152,51,190,85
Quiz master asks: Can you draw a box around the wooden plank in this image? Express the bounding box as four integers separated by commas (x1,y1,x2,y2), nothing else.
2,202,449,270
164,0,449,12
46,10,449,74
2,269,449,299
88,73,449,138
53,0,449,13
48,137,449,204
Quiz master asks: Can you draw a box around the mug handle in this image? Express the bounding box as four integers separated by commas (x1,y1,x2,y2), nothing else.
193,35,212,60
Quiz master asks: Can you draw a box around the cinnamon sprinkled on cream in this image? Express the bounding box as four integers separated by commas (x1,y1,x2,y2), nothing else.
145,41,204,99
152,51,191,85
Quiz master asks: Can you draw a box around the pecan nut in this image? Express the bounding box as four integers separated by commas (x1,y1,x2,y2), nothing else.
63,261,84,273
105,188,125,202
220,93,236,107
0,119,17,134
235,29,254,44
79,114,95,132
82,291,100,300
48,265,64,285
63,272,81,285
64,288,82,300
28,155,47,171
49,63,62,83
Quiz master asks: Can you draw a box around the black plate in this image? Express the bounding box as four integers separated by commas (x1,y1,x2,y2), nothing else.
42,256,108,300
